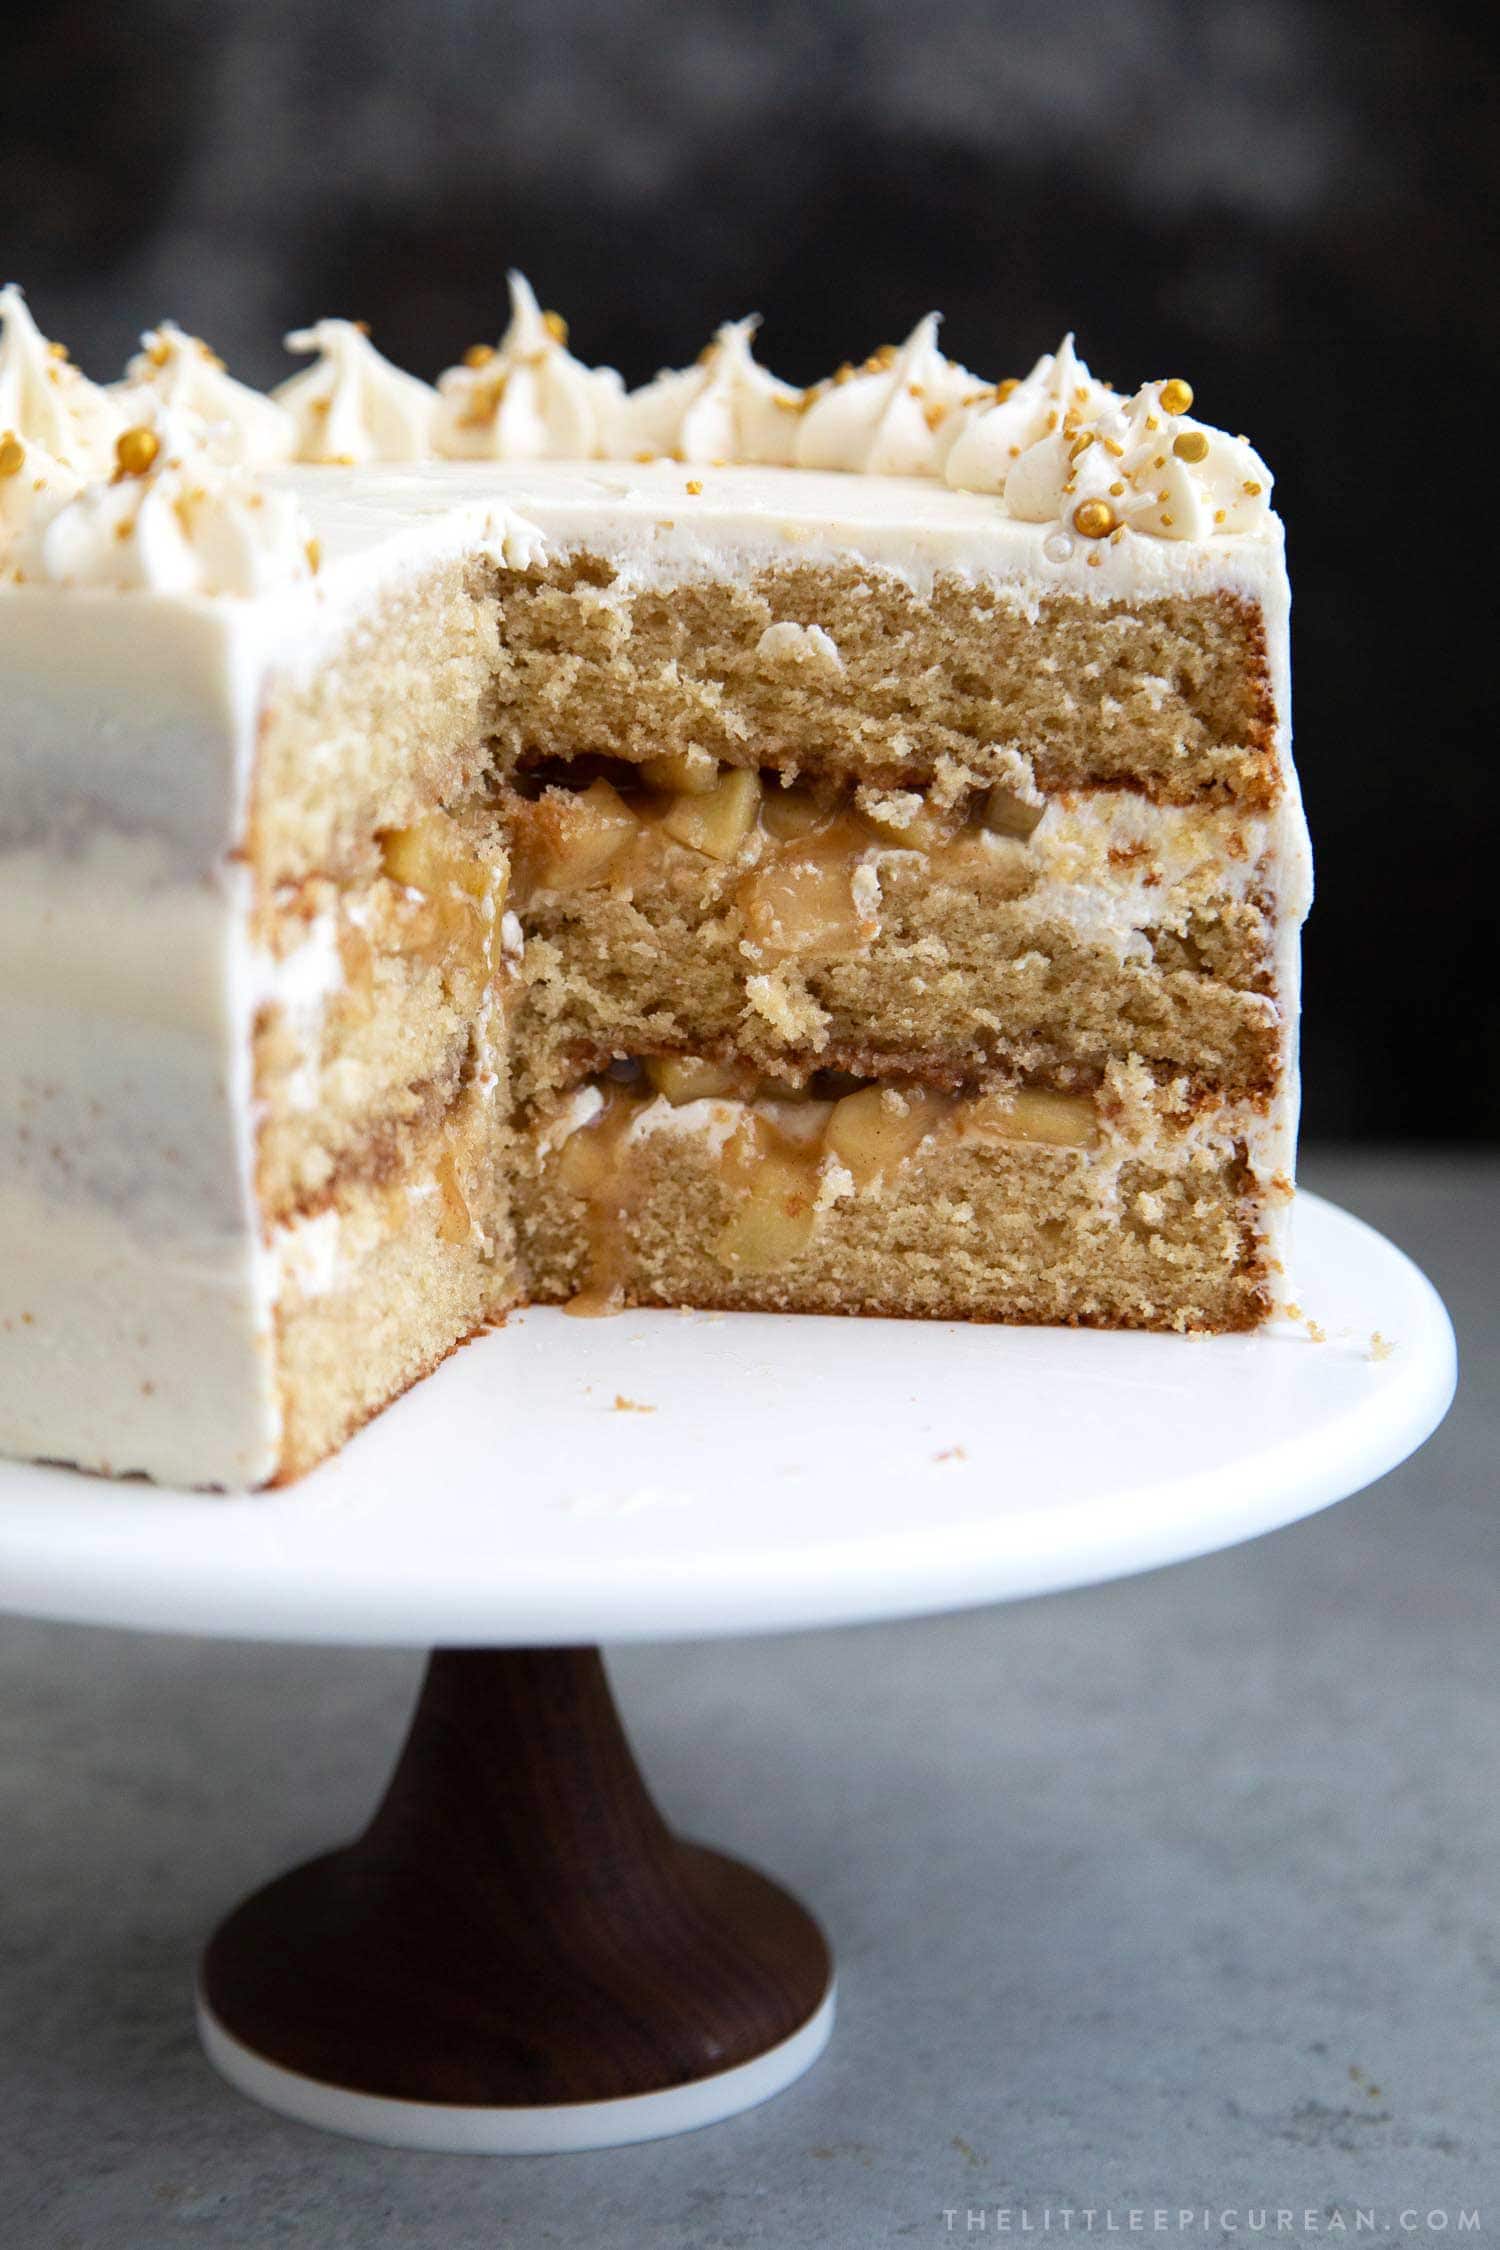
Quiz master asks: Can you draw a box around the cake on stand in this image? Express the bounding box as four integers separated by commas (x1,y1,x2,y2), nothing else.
0,1192,1456,2154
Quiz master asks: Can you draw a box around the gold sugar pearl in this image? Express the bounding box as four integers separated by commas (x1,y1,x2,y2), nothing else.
1073,498,1117,539
1158,378,1194,416
114,425,160,478
462,343,496,368
1172,429,1210,464
543,311,569,345
0,432,25,478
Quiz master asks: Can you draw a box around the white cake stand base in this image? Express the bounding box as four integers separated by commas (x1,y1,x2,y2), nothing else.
0,1194,1456,2153
198,1985,838,2154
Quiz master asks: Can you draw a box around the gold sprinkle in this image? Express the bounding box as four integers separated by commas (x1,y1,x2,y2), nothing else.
1073,498,1117,539
1160,513,1175,527
0,433,25,478
1153,454,1167,470
1108,480,1125,497
1214,508,1226,524
113,425,160,479
354,319,371,336
47,339,69,361
543,310,569,345
1102,438,1124,457
923,400,946,431
1085,549,1103,567
114,517,133,541
1243,479,1262,497
305,536,322,573
685,478,703,495
1158,378,1193,416
1173,429,1210,464
462,343,496,369
146,337,172,369
994,376,1020,402
1069,430,1096,459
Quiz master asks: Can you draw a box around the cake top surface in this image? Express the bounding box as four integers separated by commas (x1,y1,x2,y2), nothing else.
0,279,1279,606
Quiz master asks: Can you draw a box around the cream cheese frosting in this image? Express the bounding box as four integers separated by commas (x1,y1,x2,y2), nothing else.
13,409,316,597
115,322,297,467
996,377,1274,542
617,315,802,465
0,284,123,473
795,314,986,478
275,320,438,464
941,334,1111,494
435,273,623,460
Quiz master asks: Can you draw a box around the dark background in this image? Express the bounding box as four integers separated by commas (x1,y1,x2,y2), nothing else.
4,0,1497,1143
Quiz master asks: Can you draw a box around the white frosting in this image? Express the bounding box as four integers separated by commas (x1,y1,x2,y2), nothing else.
616,317,802,466
959,371,1274,543
275,320,437,463
435,273,623,460
0,284,123,473
114,323,297,466
0,432,83,568
941,335,1111,495
14,411,315,597
796,315,986,477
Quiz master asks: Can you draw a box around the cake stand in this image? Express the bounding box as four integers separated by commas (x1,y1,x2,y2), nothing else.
0,1193,1456,2154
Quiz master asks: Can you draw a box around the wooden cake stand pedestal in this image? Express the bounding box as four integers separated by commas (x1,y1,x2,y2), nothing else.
0,1195,1456,2153
199,1645,835,2152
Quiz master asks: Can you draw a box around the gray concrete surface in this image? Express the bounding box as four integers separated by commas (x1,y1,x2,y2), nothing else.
0,1151,1492,2248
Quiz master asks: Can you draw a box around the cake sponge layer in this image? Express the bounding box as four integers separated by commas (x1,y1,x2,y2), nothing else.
505,769,1280,1103
517,1073,1269,1334
493,561,1278,806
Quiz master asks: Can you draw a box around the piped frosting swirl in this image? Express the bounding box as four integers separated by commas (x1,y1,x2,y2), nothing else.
10,406,316,596
986,374,1274,542
0,285,123,474
617,316,802,465
115,323,296,467
795,314,987,477
275,320,436,463
941,335,1112,496
435,274,623,460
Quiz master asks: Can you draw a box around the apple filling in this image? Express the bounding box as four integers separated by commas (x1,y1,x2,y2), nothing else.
504,761,1045,960
539,1060,1100,1313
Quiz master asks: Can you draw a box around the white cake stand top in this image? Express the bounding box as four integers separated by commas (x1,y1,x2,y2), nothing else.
0,1194,1455,1647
